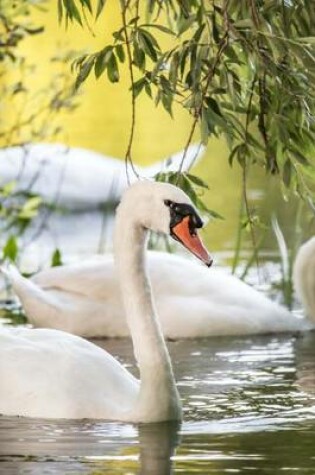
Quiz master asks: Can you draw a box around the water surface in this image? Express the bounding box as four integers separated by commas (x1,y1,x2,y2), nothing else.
1,334,315,474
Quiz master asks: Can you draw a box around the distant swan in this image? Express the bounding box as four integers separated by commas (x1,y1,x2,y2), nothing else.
0,143,204,209
3,231,315,338
3,239,315,339
0,181,212,420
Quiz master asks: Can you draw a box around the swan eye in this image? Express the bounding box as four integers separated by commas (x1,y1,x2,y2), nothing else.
164,199,174,208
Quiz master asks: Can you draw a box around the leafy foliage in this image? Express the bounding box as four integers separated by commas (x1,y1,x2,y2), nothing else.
59,0,315,208
0,0,45,62
51,248,63,267
2,235,18,262
0,0,79,264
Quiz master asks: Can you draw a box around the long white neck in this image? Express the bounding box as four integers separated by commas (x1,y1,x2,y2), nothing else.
114,203,182,422
293,238,315,322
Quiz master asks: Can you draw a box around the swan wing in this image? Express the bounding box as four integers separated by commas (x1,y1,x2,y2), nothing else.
0,328,138,419
32,257,118,301
30,259,127,336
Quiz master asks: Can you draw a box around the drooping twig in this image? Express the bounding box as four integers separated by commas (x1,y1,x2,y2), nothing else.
243,74,260,274
176,0,230,182
247,0,278,175
121,0,140,184
258,74,278,174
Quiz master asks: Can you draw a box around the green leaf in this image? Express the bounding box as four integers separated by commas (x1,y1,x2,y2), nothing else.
205,97,222,116
283,159,292,187
177,14,196,35
138,28,160,49
181,175,223,220
160,75,172,93
107,53,119,83
51,248,63,267
19,196,42,220
211,12,220,44
200,107,210,145
63,0,83,25
132,77,146,98
75,56,95,89
234,19,253,29
169,51,179,88
81,0,92,13
290,148,310,166
115,44,125,63
204,102,226,134
141,24,175,36
96,0,107,19
1,181,16,197
228,144,242,167
297,37,315,44
137,29,159,62
3,236,18,262
179,46,189,78
204,208,224,220
112,29,124,41
58,0,63,23
133,42,146,70
145,82,152,98
193,23,205,43
161,92,173,117
21,196,42,213
186,173,209,189
94,46,113,78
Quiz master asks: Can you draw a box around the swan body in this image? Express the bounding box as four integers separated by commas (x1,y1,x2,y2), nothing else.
4,241,315,339
0,181,211,420
293,237,315,322
0,327,139,419
0,143,204,209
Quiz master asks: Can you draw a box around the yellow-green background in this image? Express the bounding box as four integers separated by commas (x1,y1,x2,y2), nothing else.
5,1,301,256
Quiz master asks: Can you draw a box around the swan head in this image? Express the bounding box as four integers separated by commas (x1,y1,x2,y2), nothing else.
118,180,213,266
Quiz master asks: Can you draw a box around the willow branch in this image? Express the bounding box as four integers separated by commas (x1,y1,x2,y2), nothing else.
121,0,140,183
176,0,230,181
242,74,260,273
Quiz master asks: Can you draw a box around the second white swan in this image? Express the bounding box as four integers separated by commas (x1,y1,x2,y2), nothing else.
4,240,315,338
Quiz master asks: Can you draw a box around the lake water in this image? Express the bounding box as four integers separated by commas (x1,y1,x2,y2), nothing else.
1,334,315,474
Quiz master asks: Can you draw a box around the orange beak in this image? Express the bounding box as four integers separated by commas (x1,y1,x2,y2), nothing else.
171,216,213,267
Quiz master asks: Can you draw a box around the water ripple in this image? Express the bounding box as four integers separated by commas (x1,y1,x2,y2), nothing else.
1,333,315,473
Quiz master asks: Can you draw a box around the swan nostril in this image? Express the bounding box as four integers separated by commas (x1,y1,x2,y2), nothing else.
193,214,203,229
206,257,214,268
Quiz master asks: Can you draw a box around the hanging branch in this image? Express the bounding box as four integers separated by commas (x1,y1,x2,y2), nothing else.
176,0,231,181
248,0,278,175
243,74,260,273
121,0,140,183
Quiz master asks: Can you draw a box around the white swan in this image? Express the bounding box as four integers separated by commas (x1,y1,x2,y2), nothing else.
0,181,212,420
4,240,315,339
0,143,204,209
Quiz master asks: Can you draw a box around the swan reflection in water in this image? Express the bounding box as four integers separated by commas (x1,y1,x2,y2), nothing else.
295,333,315,397
138,421,180,475
0,419,181,475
